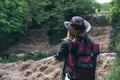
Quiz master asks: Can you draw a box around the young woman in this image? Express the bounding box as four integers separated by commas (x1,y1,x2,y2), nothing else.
55,16,99,80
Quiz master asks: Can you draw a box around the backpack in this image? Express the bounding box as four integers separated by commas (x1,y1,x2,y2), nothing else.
65,39,99,80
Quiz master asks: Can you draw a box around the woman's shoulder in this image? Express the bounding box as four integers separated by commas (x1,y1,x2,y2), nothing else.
62,38,71,43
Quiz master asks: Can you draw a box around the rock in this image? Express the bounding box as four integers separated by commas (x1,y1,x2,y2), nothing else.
39,65,48,72
24,70,32,76
18,62,31,71
16,53,25,58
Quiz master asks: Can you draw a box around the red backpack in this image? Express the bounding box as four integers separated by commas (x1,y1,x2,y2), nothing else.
65,39,99,80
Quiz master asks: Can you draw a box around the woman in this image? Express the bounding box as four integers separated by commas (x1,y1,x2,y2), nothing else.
55,16,99,80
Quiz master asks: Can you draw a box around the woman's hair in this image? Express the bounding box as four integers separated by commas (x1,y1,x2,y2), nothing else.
64,22,86,42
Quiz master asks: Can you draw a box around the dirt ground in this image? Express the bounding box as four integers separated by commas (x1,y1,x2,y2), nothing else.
5,26,113,54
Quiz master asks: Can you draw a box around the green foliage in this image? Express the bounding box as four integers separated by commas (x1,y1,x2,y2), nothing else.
62,0,95,20
26,0,95,28
93,2,101,13
110,25,120,51
107,57,120,80
93,2,111,14
109,23,120,80
0,0,29,50
108,0,120,79
109,0,120,53
0,52,54,63
108,0,120,23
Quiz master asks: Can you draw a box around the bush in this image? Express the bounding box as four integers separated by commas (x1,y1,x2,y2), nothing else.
0,0,29,50
108,0,120,24
108,0,120,79
0,52,54,63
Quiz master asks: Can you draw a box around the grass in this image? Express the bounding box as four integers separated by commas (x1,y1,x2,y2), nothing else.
0,51,54,63
106,56,120,80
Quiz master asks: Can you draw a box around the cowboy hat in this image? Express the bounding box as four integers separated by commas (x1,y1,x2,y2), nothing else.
64,16,91,34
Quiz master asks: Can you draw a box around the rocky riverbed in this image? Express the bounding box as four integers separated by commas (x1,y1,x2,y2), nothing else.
0,52,116,80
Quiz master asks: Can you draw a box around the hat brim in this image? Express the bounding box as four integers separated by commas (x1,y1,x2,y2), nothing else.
64,20,91,33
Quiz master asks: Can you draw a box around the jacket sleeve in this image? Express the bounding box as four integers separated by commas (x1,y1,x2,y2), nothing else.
55,40,70,61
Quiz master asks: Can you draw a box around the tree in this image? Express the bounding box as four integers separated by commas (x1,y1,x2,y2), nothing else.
26,0,95,28
61,0,95,20
0,0,28,50
109,0,120,24
108,0,120,79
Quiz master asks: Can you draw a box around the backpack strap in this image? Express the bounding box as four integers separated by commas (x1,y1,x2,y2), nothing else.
90,42,97,69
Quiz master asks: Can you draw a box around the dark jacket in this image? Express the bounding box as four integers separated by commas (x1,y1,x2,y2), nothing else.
55,39,70,61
